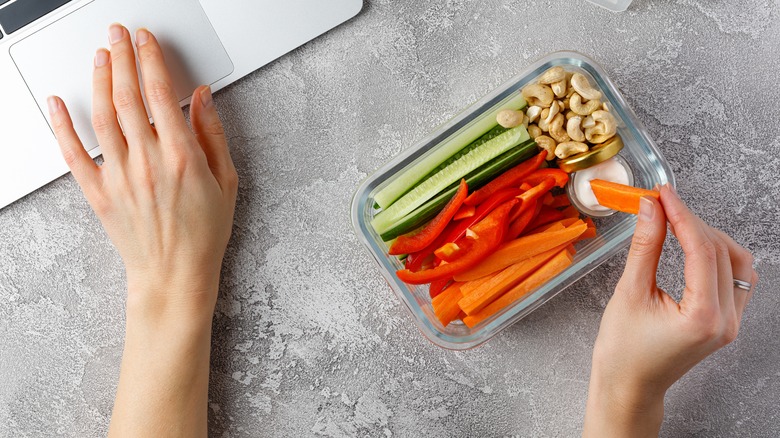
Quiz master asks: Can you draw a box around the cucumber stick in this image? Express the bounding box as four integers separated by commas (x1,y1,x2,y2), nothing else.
371,124,531,235
373,93,527,210
380,140,538,241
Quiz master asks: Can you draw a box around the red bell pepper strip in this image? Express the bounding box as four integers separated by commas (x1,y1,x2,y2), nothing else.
507,177,555,223
389,179,468,255
396,200,517,284
522,168,569,188
549,193,571,209
434,242,462,262
443,187,522,243
429,278,452,298
463,150,546,206
526,206,566,231
507,200,540,239
406,187,521,272
519,182,533,191
453,204,476,221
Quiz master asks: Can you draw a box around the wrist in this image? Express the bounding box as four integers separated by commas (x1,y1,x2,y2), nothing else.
126,270,220,327
584,365,665,437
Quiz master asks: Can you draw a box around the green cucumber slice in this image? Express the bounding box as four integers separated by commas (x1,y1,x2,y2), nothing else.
371,124,531,235
373,93,527,210
379,141,538,241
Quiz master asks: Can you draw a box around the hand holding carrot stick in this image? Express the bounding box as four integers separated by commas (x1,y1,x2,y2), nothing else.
583,184,758,437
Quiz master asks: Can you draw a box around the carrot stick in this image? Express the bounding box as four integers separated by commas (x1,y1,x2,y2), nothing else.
549,194,571,209
560,205,580,219
432,282,464,326
589,179,661,215
462,250,573,328
457,244,569,315
453,223,587,282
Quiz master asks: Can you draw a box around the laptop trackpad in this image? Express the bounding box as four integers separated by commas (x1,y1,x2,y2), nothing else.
10,0,234,151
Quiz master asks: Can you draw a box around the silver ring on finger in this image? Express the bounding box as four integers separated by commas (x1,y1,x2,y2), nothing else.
733,279,752,291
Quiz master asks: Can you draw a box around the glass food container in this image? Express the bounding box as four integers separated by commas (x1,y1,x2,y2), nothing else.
351,51,674,350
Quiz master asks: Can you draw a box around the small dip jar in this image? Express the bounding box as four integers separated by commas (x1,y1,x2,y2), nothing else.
559,137,634,218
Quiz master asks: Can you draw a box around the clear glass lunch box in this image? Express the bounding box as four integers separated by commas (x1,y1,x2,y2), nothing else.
351,51,674,350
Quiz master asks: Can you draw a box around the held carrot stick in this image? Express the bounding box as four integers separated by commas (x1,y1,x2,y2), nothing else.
589,179,660,215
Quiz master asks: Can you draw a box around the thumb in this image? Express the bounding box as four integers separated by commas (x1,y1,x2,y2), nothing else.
190,85,235,186
619,195,667,297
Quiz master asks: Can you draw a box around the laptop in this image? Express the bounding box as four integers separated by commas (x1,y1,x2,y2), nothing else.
0,0,362,209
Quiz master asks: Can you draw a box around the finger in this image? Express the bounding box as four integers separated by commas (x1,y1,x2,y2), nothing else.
108,23,153,144
47,96,101,191
660,184,718,311
134,28,189,139
190,85,237,191
707,228,735,320
711,228,757,319
91,48,127,161
619,194,667,300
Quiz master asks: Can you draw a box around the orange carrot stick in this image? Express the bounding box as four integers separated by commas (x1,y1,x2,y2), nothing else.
457,244,569,315
453,223,587,282
589,179,661,215
432,282,464,326
462,250,573,328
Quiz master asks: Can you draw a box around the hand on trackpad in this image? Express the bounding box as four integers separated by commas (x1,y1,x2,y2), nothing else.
10,0,233,152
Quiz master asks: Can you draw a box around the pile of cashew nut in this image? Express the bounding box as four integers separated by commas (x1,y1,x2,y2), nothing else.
495,67,618,162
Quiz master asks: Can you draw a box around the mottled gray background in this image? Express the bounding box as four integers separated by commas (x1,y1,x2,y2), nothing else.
1,0,779,436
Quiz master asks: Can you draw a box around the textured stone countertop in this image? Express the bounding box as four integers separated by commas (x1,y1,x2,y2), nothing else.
1,1,779,436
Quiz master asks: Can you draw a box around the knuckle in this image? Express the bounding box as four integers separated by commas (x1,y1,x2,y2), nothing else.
61,147,81,166
225,168,239,191
202,120,226,138
694,240,718,264
144,79,176,106
91,111,116,133
113,85,139,111
721,321,739,346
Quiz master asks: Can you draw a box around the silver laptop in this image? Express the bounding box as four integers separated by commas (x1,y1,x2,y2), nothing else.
0,0,362,209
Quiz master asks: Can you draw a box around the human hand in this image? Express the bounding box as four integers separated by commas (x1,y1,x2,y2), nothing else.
583,184,757,437
47,25,238,316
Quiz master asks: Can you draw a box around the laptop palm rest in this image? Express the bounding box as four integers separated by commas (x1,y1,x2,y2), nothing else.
9,0,234,152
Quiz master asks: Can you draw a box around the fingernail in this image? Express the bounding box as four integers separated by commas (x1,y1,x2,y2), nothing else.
47,96,59,115
136,28,150,46
639,196,654,221
94,49,109,67
200,86,213,108
108,24,124,44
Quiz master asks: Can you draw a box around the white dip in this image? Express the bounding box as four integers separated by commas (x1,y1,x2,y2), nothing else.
573,157,630,212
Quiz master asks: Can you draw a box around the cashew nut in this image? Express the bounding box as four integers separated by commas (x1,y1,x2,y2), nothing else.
535,135,557,161
521,84,554,108
538,66,566,85
582,115,596,129
555,141,589,159
551,79,567,98
585,110,617,143
565,110,577,120
526,105,543,123
542,101,560,126
566,116,586,142
538,108,551,132
602,101,611,112
569,93,601,116
570,73,602,101
548,113,570,143
496,109,525,128
522,114,530,128
528,124,542,139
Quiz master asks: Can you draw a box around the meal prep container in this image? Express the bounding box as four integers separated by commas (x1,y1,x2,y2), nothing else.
351,51,674,350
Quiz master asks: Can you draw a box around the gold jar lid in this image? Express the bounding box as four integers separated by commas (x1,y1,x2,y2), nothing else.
556,136,624,173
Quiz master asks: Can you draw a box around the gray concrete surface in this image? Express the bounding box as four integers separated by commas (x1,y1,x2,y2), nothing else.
1,0,779,436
